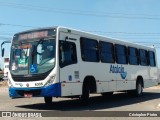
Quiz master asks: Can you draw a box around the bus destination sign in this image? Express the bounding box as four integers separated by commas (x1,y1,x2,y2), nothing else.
13,28,56,42
19,31,48,40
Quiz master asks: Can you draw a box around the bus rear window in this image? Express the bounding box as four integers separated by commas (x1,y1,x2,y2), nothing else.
139,49,148,66
148,51,156,66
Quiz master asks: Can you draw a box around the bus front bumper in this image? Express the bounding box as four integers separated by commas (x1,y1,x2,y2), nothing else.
9,83,61,98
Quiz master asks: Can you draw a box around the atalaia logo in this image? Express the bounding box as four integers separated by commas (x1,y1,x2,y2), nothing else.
109,65,127,79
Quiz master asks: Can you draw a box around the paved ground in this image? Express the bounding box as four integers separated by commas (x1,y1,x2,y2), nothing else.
0,85,159,120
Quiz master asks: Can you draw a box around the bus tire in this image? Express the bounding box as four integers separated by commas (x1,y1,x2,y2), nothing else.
44,97,52,104
135,80,143,97
81,82,90,105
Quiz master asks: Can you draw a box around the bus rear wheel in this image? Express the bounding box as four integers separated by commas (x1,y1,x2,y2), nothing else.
44,97,52,104
135,81,143,97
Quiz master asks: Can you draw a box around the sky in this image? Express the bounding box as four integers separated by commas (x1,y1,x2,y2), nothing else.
0,0,160,68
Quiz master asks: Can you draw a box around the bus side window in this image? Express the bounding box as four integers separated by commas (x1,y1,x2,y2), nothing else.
128,47,139,65
59,41,77,67
99,41,115,63
139,49,148,66
148,51,156,67
80,37,99,62
115,44,128,64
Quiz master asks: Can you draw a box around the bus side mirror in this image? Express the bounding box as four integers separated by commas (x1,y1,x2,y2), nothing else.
2,48,4,57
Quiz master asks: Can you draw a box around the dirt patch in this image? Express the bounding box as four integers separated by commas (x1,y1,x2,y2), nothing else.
0,81,8,87
146,84,160,89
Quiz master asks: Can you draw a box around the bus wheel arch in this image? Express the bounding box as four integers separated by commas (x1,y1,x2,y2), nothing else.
137,76,144,88
82,76,97,93
81,76,97,104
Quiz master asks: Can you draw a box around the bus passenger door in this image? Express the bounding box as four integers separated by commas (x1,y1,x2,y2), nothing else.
59,32,81,96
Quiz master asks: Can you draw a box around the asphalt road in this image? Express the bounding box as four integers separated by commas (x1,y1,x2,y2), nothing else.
0,86,160,119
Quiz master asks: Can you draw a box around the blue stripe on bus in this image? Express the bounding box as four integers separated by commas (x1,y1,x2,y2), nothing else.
9,83,61,98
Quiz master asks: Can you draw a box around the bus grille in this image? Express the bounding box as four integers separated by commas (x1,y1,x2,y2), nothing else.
12,75,46,82
16,89,41,96
11,70,51,82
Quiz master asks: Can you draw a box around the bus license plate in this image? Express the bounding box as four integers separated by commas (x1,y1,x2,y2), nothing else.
24,93,33,98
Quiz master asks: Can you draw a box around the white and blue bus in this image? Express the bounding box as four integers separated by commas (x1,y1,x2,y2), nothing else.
2,26,158,104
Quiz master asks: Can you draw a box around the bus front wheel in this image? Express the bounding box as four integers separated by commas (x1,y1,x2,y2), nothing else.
44,97,52,104
81,83,90,105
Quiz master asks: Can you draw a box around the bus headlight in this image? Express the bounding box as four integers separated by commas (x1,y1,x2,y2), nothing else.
8,79,13,88
44,75,56,86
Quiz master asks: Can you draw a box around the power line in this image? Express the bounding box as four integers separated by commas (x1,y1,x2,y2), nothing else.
133,42,160,44
0,23,160,41
1,27,160,39
1,1,160,17
0,33,12,36
0,37,11,40
113,37,160,40
88,31,160,35
0,22,38,28
1,24,160,36
1,2,160,20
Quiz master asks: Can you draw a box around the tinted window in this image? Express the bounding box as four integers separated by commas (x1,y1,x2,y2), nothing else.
115,44,127,64
59,41,77,67
148,51,156,66
99,41,114,63
128,47,139,65
139,49,148,66
80,37,99,62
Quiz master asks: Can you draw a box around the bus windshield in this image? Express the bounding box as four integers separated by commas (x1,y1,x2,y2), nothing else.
10,38,56,75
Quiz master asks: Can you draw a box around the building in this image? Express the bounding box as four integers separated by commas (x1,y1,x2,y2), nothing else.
4,58,9,79
158,69,160,84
